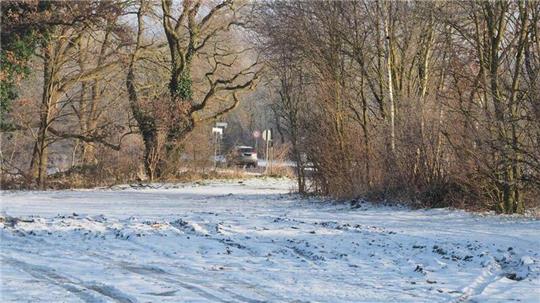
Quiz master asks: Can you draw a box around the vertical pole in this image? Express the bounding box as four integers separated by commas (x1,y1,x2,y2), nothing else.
270,142,274,175
214,133,217,170
255,137,258,155
269,128,273,174
265,134,270,175
269,143,272,175
255,136,259,172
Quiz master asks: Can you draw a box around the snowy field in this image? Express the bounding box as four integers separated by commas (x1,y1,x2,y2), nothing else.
1,178,539,302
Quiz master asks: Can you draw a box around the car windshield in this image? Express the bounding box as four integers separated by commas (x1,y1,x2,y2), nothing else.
239,148,254,153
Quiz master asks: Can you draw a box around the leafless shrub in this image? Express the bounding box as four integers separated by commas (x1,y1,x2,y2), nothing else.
254,0,540,214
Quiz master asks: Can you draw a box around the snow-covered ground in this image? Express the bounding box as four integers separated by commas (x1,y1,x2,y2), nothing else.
1,178,539,302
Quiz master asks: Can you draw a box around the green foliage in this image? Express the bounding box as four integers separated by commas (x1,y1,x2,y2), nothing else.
0,0,58,131
176,71,193,100
0,33,38,131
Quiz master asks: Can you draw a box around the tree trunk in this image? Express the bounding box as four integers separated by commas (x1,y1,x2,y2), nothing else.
142,128,161,181
30,48,55,188
383,1,396,154
360,83,372,189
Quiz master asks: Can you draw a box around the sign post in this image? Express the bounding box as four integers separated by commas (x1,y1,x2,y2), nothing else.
212,127,223,169
216,122,228,129
262,129,272,174
253,130,260,155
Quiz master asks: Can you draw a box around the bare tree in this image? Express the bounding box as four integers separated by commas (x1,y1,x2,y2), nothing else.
127,0,260,180
0,1,129,188
254,0,540,213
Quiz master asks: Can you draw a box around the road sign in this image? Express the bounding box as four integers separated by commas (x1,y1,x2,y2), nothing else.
253,130,261,138
216,122,228,128
262,129,272,141
212,127,223,135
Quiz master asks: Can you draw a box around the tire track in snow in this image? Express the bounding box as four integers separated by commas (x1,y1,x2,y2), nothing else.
3,229,275,302
1,255,137,303
120,263,234,302
120,262,266,303
106,237,284,301
4,240,246,303
106,234,276,301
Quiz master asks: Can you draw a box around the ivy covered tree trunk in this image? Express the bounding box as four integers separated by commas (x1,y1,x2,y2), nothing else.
127,59,161,181
126,0,258,181
166,71,195,148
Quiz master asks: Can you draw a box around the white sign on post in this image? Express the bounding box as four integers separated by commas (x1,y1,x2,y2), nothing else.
262,129,272,141
212,127,223,135
216,122,228,128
